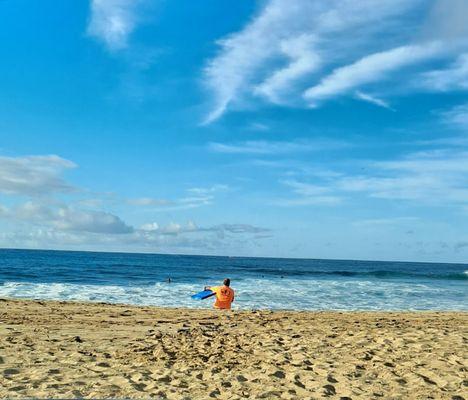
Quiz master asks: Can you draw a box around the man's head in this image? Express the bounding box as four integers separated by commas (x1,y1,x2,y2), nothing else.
223,278,230,287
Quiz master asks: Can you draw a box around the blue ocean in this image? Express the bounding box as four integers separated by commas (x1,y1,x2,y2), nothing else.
0,249,466,311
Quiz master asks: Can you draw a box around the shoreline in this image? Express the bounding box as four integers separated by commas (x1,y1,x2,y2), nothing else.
2,295,468,313
2,296,468,313
1,298,467,399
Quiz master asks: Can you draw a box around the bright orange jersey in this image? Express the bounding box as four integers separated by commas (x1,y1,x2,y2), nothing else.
212,286,234,309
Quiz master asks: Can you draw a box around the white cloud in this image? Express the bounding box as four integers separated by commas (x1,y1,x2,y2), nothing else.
0,208,271,253
275,148,468,209
248,122,270,131
153,221,198,235
413,136,468,147
0,155,77,196
128,197,173,206
209,224,270,234
422,0,468,43
0,151,269,252
339,150,468,204
13,202,134,234
422,53,468,91
76,198,105,208
254,33,321,104
355,91,394,111
186,184,229,195
441,103,468,128
209,140,306,155
87,0,146,51
203,0,430,122
352,217,418,227
304,43,443,106
0,204,8,217
140,222,159,231
202,0,300,124
54,207,134,234
138,220,268,238
208,139,347,155
129,196,205,210
127,186,229,211
160,222,183,235
374,149,468,173
275,179,342,206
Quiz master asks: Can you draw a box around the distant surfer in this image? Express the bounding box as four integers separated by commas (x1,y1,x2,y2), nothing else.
204,278,235,310
166,277,172,283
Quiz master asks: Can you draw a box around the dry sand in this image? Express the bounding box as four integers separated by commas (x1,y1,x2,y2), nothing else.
0,299,466,399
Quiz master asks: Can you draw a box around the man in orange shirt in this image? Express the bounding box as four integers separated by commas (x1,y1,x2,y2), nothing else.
205,278,235,310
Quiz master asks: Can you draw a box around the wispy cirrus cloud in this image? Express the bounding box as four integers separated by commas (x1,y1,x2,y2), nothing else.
355,91,395,111
304,42,443,106
208,139,348,155
127,197,173,207
203,0,468,122
283,149,468,208
422,53,468,91
202,0,415,122
352,217,418,227
128,185,229,211
440,103,468,129
187,184,230,195
275,179,342,206
87,0,147,51
254,33,321,104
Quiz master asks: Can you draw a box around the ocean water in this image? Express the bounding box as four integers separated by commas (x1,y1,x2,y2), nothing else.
0,249,466,311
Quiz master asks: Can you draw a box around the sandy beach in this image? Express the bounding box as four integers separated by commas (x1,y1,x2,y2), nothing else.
0,299,466,399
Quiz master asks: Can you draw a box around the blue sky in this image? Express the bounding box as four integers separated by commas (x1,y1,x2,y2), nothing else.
1,0,468,262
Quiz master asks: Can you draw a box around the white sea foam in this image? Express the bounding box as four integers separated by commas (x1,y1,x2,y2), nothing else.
1,278,466,311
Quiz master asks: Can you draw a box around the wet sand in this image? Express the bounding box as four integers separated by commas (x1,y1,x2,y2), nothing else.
0,298,466,399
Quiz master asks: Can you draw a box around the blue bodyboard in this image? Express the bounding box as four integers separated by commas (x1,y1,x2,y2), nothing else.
191,289,216,300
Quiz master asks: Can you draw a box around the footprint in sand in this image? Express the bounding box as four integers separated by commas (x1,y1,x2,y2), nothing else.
270,370,286,379
132,382,147,391
48,369,60,374
8,385,27,392
323,384,336,396
3,368,20,376
156,375,172,383
96,362,111,368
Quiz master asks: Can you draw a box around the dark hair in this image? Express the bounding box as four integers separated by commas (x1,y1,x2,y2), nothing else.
223,278,230,287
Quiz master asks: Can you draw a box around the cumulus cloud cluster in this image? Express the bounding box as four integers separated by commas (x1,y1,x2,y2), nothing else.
0,155,76,196
13,202,133,234
203,0,468,122
0,155,270,252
